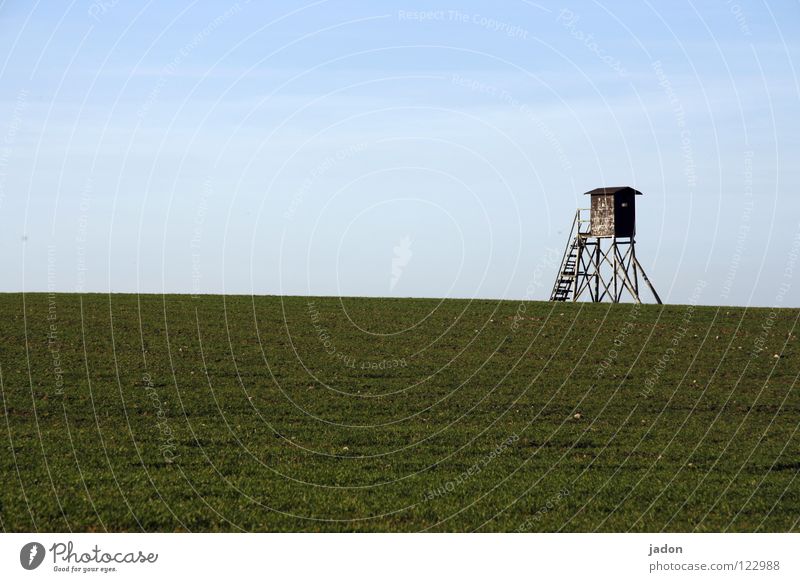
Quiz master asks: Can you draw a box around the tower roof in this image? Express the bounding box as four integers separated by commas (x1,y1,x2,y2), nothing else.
584,186,643,196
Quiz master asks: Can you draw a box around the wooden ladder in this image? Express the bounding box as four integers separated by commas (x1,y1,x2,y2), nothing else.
550,209,590,302
550,240,579,301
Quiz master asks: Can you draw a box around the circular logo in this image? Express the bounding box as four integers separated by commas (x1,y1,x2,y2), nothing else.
20,542,46,570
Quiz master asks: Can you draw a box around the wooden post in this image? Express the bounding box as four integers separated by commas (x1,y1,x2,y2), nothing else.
594,240,600,302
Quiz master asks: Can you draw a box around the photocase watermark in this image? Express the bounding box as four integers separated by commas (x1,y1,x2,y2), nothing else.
751,222,800,358
137,2,248,119
190,178,213,298
652,60,696,190
0,88,28,211
20,542,46,570
516,487,571,532
422,433,519,502
87,0,120,22
75,178,92,293
142,373,180,464
557,9,628,77
306,301,407,370
398,10,529,39
47,246,65,396
593,302,642,382
49,540,157,574
720,150,754,302
782,223,800,283
284,142,369,220
390,235,413,291
452,74,572,171
21,539,159,573
511,246,562,331
726,0,752,37
640,279,707,398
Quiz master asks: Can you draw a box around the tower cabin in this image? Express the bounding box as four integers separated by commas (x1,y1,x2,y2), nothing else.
585,186,641,238
549,185,661,304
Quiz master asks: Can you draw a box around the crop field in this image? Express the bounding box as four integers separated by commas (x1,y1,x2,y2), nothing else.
0,293,798,532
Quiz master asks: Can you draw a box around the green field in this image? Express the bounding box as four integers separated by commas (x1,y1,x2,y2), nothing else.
1,293,798,532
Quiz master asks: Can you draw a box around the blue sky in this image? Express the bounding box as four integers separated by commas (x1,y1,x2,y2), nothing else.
0,0,798,306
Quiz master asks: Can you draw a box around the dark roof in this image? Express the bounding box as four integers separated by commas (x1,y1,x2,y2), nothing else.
584,186,643,196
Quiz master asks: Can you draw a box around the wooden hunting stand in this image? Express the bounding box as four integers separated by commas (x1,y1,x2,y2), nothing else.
550,187,662,304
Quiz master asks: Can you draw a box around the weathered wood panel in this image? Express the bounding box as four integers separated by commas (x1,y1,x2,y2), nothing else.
591,194,615,237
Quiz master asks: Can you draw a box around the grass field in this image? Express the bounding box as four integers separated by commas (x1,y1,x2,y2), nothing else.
1,293,798,532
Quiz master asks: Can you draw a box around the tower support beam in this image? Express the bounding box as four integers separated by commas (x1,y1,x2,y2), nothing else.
551,231,662,304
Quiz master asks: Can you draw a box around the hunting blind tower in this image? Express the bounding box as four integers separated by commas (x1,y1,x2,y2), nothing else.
550,186,662,304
